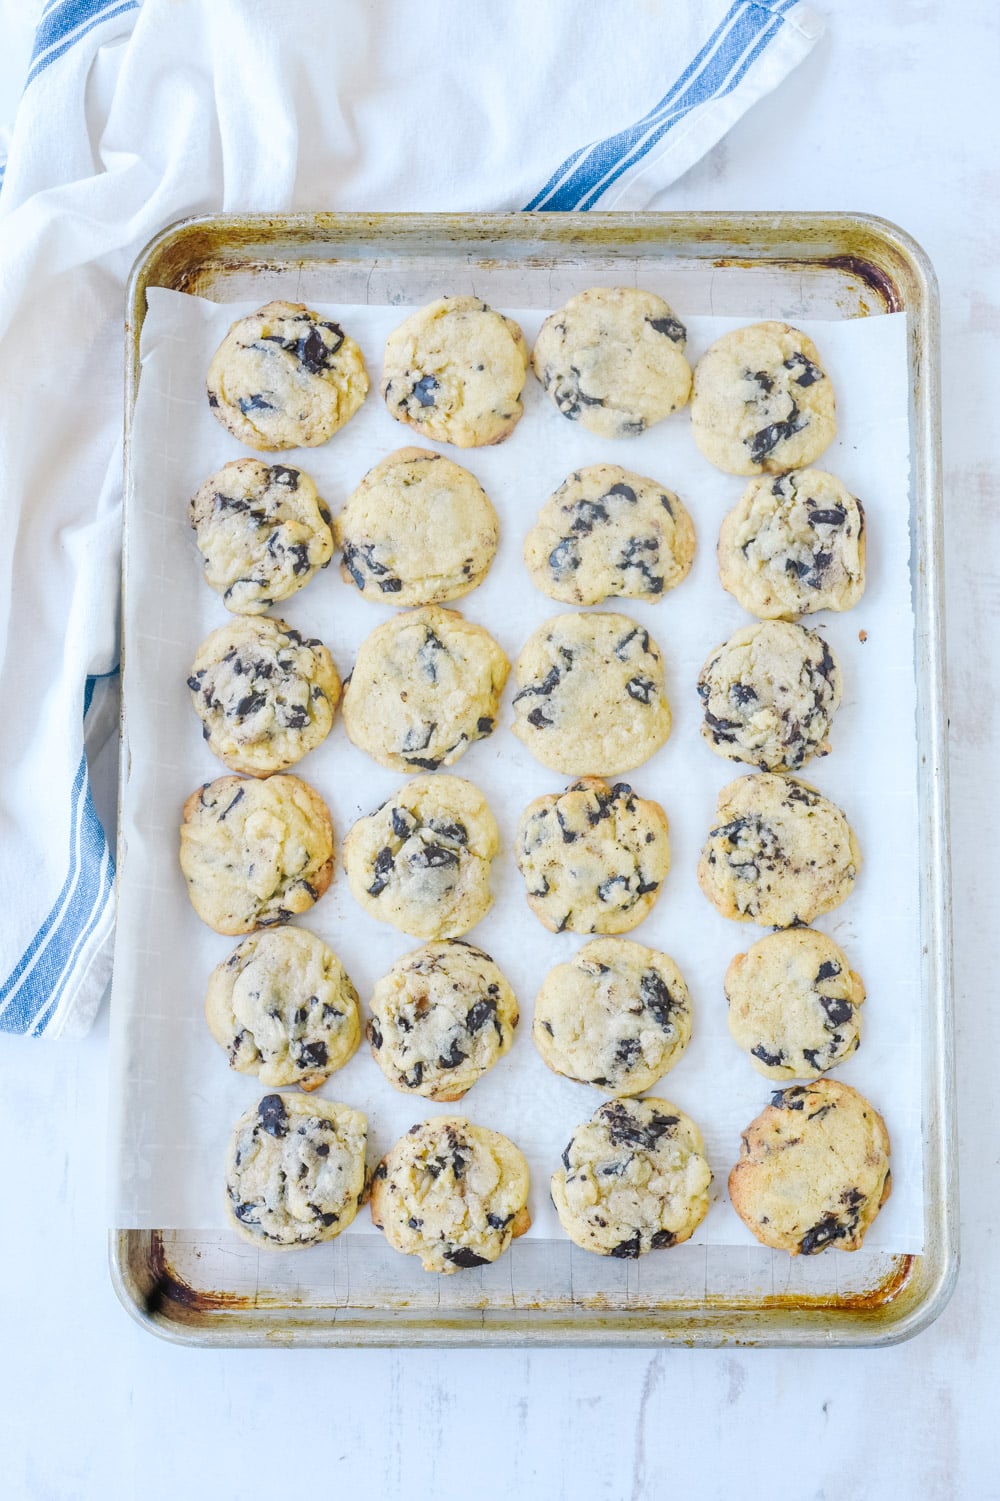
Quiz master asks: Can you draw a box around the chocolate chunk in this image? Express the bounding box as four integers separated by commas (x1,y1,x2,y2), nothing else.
569,499,609,535
476,716,494,735
650,1229,677,1250
799,1217,845,1255
609,1234,642,1259
640,971,675,1029
527,706,553,729
218,788,245,820
367,846,395,897
445,1246,490,1269
401,722,437,753
820,994,853,1027
296,1041,328,1070
257,1094,288,1138
369,1018,383,1050
487,1212,513,1230
602,1101,678,1150
270,465,299,489
412,374,438,407
606,482,637,503
752,1043,786,1068
513,665,561,702
413,844,459,869
548,537,580,576
466,996,498,1035
613,1037,642,1069
646,315,686,344
238,394,274,414
438,1038,468,1070
626,676,655,705
749,405,805,463
784,351,824,387
807,505,847,528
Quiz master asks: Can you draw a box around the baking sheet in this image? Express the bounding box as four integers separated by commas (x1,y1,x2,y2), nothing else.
111,289,921,1252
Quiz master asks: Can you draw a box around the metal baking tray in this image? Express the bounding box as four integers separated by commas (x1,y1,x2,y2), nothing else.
111,211,955,1346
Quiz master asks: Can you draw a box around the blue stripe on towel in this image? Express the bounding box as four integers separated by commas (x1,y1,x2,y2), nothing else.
0,679,117,1035
525,0,799,211
27,0,139,87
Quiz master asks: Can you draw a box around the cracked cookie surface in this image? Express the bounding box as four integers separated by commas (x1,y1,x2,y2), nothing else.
531,288,692,439
207,300,368,450
533,938,691,1096
697,773,860,928
725,928,864,1080
190,458,334,615
515,777,670,934
524,464,695,606
697,620,842,772
367,940,518,1101
381,297,528,448
551,1097,711,1257
187,616,340,775
511,612,671,775
335,447,499,606
342,775,498,939
179,773,334,934
728,1080,891,1255
206,926,361,1090
691,321,836,475
370,1117,531,1272
224,1092,367,1248
342,605,509,773
718,468,866,618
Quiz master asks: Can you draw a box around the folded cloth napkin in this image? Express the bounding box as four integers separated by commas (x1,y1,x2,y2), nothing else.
0,0,823,1037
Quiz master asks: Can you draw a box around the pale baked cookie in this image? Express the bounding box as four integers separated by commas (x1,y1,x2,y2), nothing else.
728,1080,891,1255
511,613,671,775
725,928,864,1080
697,620,842,772
205,927,361,1090
335,448,499,605
190,459,334,615
691,321,836,475
224,1093,368,1248
381,297,528,448
367,940,518,1101
370,1118,531,1272
515,777,670,934
550,1098,711,1257
187,617,340,776
531,288,692,439
697,774,860,928
718,469,866,619
533,938,692,1096
179,774,334,935
342,775,498,939
207,300,368,450
342,605,509,773
523,464,695,606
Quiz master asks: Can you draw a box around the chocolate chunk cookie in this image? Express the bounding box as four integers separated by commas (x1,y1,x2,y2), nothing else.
718,468,866,618
511,612,671,775
523,464,695,606
515,777,670,934
342,605,509,773
690,321,836,475
725,928,864,1080
531,288,692,439
370,1117,531,1272
187,616,340,776
179,773,334,934
190,458,334,615
342,775,498,939
381,296,528,448
224,1093,368,1248
205,926,361,1090
533,938,692,1096
335,447,499,605
697,773,860,928
207,300,368,450
367,940,518,1101
728,1080,891,1255
697,620,842,772
550,1097,712,1257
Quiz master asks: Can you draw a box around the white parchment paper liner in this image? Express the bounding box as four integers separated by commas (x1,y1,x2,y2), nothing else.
110,291,921,1252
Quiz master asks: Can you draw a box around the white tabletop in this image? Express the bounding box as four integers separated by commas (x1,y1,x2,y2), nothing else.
1,4,994,1497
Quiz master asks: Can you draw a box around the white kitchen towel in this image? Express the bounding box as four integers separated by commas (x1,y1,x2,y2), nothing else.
0,0,823,1037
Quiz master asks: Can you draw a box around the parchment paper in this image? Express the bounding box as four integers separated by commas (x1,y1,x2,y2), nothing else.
110,290,922,1251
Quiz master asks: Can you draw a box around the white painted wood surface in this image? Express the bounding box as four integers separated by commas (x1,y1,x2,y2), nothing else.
1,3,995,1496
